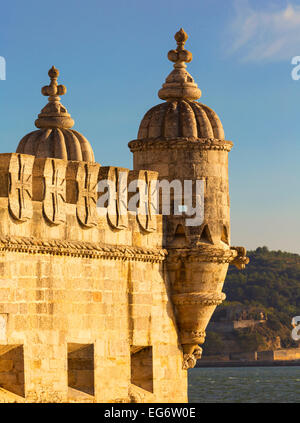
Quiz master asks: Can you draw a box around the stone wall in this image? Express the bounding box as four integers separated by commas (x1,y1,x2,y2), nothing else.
0,153,187,403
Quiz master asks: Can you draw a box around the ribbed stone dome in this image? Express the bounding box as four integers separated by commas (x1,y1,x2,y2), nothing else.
136,29,224,142
16,66,95,162
17,128,95,162
138,100,224,140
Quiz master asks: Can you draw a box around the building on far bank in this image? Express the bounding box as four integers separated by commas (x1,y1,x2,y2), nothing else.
0,29,248,403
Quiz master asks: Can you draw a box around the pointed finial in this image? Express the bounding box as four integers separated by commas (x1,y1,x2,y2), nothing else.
175,28,188,45
35,66,74,129
158,29,201,101
168,28,192,67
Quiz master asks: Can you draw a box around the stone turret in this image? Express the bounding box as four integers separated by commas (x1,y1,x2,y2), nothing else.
16,66,95,162
129,29,249,369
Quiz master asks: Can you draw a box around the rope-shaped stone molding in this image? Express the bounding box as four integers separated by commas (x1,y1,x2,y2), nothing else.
172,291,226,306
167,246,238,264
128,138,233,153
0,236,167,263
180,330,206,343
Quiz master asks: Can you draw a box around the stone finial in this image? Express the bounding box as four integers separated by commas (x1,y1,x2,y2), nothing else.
35,66,74,129
167,28,192,66
158,29,202,102
41,66,67,98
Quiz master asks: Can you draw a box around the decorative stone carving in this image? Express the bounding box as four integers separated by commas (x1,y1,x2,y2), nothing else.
172,292,226,306
0,154,34,222
230,246,250,270
182,346,202,370
167,246,238,265
7,154,34,222
166,246,230,369
98,167,129,230
158,28,201,102
66,161,100,228
33,158,66,225
0,235,167,263
129,138,233,153
179,330,206,345
128,170,158,233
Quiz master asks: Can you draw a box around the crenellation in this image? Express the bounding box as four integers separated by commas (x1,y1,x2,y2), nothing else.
0,153,34,223
32,157,67,225
98,166,129,230
128,169,158,233
66,160,100,228
0,154,162,238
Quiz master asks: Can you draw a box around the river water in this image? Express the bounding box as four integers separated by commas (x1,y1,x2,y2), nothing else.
188,366,300,403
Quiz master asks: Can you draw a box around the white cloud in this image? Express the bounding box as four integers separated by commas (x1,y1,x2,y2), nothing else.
227,1,300,62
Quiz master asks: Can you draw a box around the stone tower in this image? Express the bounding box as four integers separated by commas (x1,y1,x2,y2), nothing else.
129,29,248,369
0,30,248,403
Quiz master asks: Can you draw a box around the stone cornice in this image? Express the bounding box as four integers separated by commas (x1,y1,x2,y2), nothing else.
0,236,167,263
128,137,233,153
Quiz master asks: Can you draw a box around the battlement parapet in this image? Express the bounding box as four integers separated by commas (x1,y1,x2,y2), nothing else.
0,153,160,235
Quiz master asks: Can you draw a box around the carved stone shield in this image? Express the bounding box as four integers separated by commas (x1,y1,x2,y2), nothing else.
8,153,34,222
98,167,128,230
133,170,158,233
76,162,100,228
41,158,66,225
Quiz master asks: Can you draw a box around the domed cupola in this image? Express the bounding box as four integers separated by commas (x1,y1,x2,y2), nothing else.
137,28,224,141
16,66,95,162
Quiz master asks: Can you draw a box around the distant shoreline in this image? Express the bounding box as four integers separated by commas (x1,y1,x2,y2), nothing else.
196,360,300,368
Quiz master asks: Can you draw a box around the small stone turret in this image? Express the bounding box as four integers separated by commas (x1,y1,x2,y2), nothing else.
16,66,95,162
129,29,249,369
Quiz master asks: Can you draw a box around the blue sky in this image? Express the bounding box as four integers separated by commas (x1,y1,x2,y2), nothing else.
1,0,300,253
